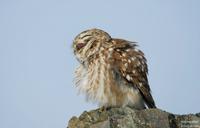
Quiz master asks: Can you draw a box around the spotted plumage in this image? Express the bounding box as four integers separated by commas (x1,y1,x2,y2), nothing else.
73,28,156,109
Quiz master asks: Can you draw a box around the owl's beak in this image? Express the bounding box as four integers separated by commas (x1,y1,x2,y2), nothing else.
76,43,86,50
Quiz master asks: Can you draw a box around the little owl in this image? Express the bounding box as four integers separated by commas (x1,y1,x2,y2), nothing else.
72,28,156,109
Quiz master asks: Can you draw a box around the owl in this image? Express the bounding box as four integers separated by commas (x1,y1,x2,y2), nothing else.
72,28,156,109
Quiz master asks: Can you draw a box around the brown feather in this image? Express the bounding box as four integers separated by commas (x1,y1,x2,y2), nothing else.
111,39,156,108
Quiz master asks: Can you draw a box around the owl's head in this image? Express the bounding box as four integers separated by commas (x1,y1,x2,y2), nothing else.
73,28,111,63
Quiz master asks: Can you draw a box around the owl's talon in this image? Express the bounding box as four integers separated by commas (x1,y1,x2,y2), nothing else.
98,106,107,113
98,106,112,113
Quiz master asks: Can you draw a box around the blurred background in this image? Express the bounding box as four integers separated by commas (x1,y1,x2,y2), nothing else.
1,0,200,128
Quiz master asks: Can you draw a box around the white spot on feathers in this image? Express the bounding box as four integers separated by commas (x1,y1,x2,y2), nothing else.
125,63,128,67
137,61,141,66
139,82,143,87
108,48,113,51
122,53,126,57
131,57,136,61
138,56,143,59
134,48,139,52
126,75,132,81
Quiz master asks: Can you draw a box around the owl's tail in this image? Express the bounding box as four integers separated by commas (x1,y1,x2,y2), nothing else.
139,90,157,109
144,93,157,108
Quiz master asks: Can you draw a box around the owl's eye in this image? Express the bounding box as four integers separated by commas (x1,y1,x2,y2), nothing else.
76,43,86,51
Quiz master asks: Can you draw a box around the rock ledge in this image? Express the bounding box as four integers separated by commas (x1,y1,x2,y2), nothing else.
68,107,200,128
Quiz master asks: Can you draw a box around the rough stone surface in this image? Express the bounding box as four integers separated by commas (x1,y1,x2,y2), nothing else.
67,107,200,128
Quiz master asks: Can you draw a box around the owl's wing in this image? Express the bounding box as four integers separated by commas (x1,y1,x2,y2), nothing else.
111,39,156,108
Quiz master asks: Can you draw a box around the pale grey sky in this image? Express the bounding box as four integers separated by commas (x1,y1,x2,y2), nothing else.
1,0,200,128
